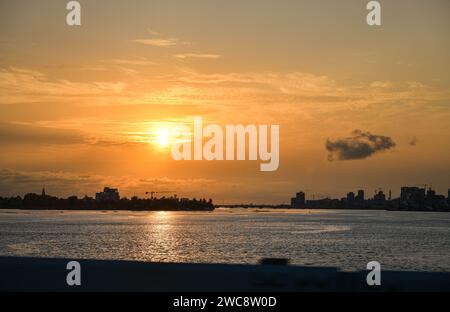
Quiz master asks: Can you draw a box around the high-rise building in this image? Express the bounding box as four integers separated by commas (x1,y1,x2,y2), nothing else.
296,192,305,205
291,191,305,208
355,189,364,202
400,187,425,204
95,187,120,201
346,192,355,203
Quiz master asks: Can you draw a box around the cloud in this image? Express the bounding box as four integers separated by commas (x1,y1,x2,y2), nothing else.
109,57,157,66
326,130,396,161
0,122,88,145
131,38,179,47
131,29,187,47
0,121,162,148
0,67,126,104
175,53,221,60
147,28,163,36
370,81,393,89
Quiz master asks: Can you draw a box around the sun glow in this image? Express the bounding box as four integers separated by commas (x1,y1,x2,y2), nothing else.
157,128,170,147
149,121,190,149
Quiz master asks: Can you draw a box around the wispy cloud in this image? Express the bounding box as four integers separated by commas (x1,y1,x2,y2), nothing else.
131,29,188,47
147,28,163,36
175,53,221,60
370,81,393,89
0,119,157,148
0,67,126,104
0,122,88,145
109,57,157,66
131,38,179,47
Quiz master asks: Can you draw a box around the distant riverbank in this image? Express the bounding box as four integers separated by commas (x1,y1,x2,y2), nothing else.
0,194,214,211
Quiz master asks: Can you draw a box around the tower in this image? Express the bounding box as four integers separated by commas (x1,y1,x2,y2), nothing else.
41,187,46,197
356,189,364,202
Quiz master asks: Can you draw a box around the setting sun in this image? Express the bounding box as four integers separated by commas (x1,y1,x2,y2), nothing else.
157,128,170,147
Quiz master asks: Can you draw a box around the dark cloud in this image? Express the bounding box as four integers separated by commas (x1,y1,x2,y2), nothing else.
0,122,168,148
0,169,104,197
326,130,396,161
0,122,87,145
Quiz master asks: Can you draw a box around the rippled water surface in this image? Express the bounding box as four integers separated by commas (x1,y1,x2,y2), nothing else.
1,208,449,271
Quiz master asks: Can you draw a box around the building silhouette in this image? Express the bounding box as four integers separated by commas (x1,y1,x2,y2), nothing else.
346,192,355,203
400,187,425,204
374,190,386,205
95,187,120,201
355,190,364,202
290,186,449,211
427,188,436,200
290,192,305,208
0,187,213,211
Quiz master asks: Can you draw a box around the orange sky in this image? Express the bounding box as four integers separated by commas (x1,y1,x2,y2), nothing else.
0,0,449,203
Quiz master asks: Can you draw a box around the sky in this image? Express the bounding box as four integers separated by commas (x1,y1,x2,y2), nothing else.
0,0,449,203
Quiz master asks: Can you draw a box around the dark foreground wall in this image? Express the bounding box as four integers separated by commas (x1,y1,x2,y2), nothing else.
0,257,449,292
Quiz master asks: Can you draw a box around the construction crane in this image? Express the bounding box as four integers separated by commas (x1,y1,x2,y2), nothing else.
145,191,176,199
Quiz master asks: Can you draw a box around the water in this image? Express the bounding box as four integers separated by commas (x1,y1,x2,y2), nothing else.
0,208,449,272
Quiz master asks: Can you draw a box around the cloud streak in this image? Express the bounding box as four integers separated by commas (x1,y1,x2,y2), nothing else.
0,67,126,104
131,38,179,47
131,29,187,47
109,57,157,66
0,122,88,145
175,53,221,60
326,130,396,161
